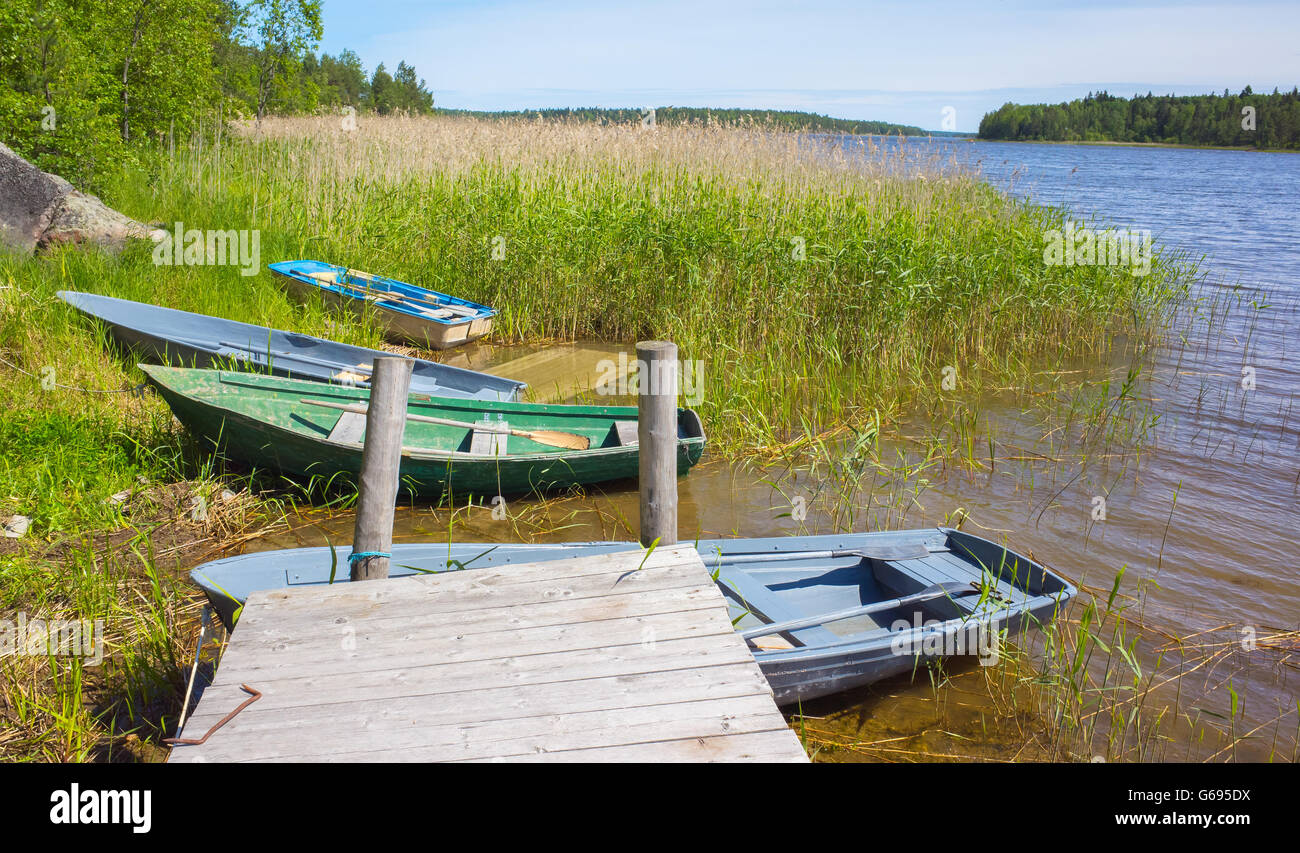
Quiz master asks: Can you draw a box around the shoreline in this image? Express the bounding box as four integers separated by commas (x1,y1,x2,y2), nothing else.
972,136,1298,154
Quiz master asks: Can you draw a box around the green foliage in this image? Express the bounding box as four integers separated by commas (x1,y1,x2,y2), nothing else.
240,0,323,119
100,1,222,144
0,0,436,188
0,0,124,187
441,106,940,136
305,48,367,108
978,88,1300,150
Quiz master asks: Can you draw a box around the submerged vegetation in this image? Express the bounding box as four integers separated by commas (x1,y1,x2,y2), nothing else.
0,114,1210,761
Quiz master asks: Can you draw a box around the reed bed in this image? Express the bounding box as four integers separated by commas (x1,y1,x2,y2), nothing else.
136,114,1189,450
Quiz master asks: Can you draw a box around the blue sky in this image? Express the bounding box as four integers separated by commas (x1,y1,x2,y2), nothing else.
319,0,1300,131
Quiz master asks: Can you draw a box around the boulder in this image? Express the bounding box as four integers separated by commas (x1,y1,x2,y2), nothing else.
0,141,161,254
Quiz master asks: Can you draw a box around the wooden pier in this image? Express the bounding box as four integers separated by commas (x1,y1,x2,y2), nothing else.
169,544,807,762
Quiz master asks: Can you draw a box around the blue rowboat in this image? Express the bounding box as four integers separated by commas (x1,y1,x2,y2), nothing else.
57,290,525,401
191,528,1075,705
269,260,496,350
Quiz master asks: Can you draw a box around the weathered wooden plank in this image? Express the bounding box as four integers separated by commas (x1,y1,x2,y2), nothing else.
170,544,807,763
171,663,777,762
198,694,787,763
183,617,743,719
212,600,735,678
237,559,709,626
184,636,761,728
212,593,731,680
464,730,809,763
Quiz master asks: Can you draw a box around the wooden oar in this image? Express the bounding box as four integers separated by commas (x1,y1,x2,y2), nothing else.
295,268,479,318
300,398,591,451
294,270,457,318
351,280,479,318
740,581,977,641
717,543,945,565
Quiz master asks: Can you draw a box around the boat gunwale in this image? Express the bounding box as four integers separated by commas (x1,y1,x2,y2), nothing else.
268,262,496,326
142,365,707,464
55,289,526,397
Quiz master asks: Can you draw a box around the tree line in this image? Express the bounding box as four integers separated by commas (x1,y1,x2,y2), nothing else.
978,88,1300,150
441,106,942,136
0,0,434,187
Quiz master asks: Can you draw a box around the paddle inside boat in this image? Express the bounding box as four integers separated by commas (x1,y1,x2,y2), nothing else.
189,528,1075,704
140,364,707,497
269,260,496,349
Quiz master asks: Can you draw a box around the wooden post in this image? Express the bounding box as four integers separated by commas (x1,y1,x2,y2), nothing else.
351,356,413,581
637,340,678,547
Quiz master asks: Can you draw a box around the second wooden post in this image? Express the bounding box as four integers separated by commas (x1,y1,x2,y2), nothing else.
637,340,679,547
351,356,414,581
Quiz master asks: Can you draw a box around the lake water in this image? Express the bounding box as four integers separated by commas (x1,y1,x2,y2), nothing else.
968,138,1299,722
257,138,1298,761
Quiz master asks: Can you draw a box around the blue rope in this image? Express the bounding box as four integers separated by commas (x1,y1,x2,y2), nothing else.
347,550,391,563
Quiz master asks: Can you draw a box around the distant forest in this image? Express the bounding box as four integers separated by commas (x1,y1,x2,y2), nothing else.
439,107,955,137
978,88,1300,149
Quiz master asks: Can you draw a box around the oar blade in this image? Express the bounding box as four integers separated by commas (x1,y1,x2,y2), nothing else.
850,543,932,562
522,429,591,451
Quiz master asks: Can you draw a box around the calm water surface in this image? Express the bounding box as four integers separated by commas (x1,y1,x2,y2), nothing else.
255,140,1299,761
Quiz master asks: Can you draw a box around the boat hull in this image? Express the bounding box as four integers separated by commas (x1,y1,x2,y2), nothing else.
188,529,1075,704
271,261,494,350
142,366,707,499
57,290,523,401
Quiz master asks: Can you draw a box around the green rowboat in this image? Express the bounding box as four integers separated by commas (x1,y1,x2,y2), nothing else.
140,365,706,497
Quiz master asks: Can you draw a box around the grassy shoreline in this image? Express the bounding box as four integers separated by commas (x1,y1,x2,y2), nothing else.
0,115,1193,761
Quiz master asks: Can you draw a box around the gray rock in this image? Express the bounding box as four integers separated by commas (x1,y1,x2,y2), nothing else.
0,141,162,254
3,515,31,538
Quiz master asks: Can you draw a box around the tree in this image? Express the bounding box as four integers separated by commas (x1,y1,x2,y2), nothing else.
976,88,1300,150
392,61,433,112
0,0,120,185
242,0,322,120
102,0,222,141
370,63,394,114
320,49,368,107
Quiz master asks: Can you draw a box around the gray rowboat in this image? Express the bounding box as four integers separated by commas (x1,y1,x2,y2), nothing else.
190,527,1075,705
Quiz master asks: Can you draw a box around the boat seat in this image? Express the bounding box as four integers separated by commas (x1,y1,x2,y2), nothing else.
607,421,639,447
327,411,367,444
877,553,1028,619
469,424,508,456
715,567,840,648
